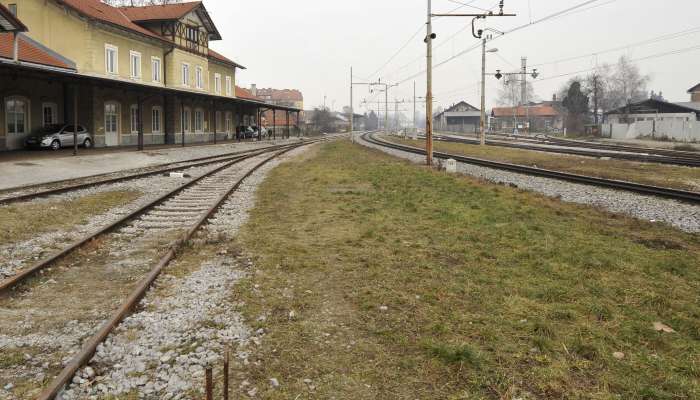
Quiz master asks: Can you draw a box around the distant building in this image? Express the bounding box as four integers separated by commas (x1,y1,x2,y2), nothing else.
688,83,700,103
253,85,304,109
605,99,700,124
433,101,481,134
253,85,304,134
491,100,565,134
603,97,700,141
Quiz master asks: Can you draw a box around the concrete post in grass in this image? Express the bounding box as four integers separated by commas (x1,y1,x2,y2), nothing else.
445,158,457,173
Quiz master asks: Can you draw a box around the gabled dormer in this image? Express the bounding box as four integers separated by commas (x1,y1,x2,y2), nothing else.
120,2,222,58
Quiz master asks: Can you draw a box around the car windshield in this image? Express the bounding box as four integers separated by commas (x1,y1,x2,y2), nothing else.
37,125,62,134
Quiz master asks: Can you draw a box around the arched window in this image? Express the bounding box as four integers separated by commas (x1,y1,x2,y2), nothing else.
6,96,29,134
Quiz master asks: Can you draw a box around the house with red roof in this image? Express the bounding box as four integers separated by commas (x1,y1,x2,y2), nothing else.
491,99,565,134
0,0,300,150
250,85,304,135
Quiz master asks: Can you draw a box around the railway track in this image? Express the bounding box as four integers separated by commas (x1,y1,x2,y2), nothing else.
0,140,318,400
0,140,310,205
364,133,700,204
0,139,323,293
427,133,700,167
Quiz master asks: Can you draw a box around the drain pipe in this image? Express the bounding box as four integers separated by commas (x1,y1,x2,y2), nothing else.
12,32,19,62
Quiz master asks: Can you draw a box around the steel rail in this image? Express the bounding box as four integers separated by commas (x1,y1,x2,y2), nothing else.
442,131,700,161
0,141,306,205
543,136,700,159
365,133,700,204
428,134,700,167
35,143,309,400
0,142,305,294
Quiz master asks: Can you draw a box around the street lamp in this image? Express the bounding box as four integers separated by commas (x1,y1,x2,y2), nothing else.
480,43,499,146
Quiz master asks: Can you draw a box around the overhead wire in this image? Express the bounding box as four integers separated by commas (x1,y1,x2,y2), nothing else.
394,0,612,85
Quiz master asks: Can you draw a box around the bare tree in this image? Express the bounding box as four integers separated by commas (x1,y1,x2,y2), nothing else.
606,56,650,110
495,77,538,106
556,57,649,118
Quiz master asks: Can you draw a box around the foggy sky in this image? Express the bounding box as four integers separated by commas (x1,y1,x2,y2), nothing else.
207,0,700,117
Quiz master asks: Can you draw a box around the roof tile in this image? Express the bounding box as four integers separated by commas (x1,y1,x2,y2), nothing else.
0,32,75,69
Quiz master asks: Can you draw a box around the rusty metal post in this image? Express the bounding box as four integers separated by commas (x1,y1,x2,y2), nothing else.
205,367,213,400
223,346,230,400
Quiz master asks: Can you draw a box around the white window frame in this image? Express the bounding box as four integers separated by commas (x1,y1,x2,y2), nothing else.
225,111,232,133
104,102,120,136
151,57,161,83
42,102,58,127
5,96,30,135
194,109,204,133
182,107,191,133
225,76,232,96
181,63,190,87
152,106,162,133
195,66,204,89
130,104,140,134
105,44,118,75
214,73,221,95
129,50,142,79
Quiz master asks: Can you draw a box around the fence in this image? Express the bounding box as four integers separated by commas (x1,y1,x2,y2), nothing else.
602,120,700,142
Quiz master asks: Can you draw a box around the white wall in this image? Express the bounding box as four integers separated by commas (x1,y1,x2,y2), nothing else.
603,118,700,142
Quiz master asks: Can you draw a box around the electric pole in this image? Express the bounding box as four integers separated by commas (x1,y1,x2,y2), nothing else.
350,66,353,138
413,81,417,131
426,0,434,166
431,0,515,152
350,72,380,131
493,59,539,135
480,37,487,146
520,57,527,106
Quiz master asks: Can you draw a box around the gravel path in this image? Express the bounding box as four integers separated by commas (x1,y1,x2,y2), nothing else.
358,134,700,233
57,145,315,400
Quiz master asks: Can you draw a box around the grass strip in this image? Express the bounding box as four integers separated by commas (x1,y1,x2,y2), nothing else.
0,190,141,244
235,140,699,399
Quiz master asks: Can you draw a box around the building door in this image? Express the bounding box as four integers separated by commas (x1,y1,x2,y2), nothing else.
5,97,29,150
104,102,120,146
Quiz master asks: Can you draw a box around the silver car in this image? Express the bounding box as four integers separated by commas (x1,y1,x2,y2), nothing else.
25,124,93,150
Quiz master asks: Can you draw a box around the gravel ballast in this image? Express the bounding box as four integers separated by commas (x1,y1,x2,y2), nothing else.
0,160,235,280
358,134,700,233
56,145,315,400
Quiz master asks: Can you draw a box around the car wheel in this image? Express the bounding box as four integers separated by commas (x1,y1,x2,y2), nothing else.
83,138,93,148
50,140,61,151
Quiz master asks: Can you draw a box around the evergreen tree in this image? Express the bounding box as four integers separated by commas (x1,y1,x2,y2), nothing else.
563,81,589,135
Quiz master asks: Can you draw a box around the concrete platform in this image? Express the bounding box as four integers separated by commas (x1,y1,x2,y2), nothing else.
0,138,300,191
